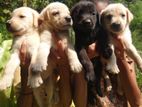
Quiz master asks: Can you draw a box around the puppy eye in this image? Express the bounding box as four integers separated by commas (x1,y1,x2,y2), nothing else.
121,14,125,18
92,12,96,15
52,11,59,16
19,15,25,18
106,15,112,20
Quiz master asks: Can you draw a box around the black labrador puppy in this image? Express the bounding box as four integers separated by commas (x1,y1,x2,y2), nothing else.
71,1,112,105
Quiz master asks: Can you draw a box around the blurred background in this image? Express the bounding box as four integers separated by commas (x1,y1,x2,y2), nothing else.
0,0,142,107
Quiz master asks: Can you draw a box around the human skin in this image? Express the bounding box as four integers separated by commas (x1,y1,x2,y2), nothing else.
87,37,142,107
114,38,142,107
18,40,87,107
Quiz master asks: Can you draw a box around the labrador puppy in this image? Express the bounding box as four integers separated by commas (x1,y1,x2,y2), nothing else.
71,1,112,105
0,7,40,90
100,3,142,72
28,2,82,88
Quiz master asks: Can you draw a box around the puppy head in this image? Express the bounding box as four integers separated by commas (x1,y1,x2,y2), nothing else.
39,2,72,31
71,1,98,32
6,7,39,36
100,3,133,35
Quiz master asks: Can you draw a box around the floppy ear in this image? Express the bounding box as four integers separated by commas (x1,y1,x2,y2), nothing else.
126,8,133,23
32,11,39,28
99,10,105,25
39,7,50,21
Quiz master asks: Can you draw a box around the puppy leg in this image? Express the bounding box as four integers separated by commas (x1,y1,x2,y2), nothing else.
28,47,43,88
125,43,142,71
103,72,112,92
66,47,82,73
66,41,82,73
78,48,95,81
0,52,20,90
105,44,119,74
30,31,52,73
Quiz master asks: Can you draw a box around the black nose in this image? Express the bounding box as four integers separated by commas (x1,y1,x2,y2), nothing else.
65,16,71,22
6,20,11,29
111,23,121,30
83,19,91,25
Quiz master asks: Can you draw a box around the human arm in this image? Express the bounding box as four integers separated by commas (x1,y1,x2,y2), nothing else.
114,37,142,107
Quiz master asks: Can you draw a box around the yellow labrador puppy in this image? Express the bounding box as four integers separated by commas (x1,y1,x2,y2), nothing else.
100,3,142,72
28,2,82,88
0,7,40,90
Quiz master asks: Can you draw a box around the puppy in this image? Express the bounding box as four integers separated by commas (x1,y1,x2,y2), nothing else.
28,2,82,88
71,1,117,105
0,7,40,90
71,1,103,105
100,3,142,72
71,0,99,82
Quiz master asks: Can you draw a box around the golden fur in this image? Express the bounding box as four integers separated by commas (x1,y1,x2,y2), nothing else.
101,3,142,71
0,7,40,90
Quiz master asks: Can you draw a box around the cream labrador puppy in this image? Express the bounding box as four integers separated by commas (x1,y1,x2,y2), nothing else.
100,3,142,72
0,7,40,90
28,2,82,88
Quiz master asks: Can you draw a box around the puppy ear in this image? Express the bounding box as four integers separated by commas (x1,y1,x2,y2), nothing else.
39,7,49,22
126,8,133,23
32,11,39,28
99,10,105,25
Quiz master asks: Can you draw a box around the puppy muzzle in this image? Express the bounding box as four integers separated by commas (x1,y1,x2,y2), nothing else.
82,18,93,28
65,16,72,23
111,22,122,32
6,20,12,31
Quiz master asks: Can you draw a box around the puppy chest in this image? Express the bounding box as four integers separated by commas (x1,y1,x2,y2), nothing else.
13,36,39,52
52,32,69,49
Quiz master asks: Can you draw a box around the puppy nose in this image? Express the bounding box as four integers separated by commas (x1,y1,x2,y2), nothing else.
6,20,11,28
111,23,121,30
83,19,91,25
65,16,71,22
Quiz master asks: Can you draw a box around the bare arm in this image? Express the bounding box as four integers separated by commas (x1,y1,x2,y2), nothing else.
114,37,142,107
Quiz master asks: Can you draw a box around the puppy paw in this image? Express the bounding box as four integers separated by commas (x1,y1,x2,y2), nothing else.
106,85,112,92
86,71,95,82
69,60,82,73
106,64,119,74
28,74,43,88
30,61,47,73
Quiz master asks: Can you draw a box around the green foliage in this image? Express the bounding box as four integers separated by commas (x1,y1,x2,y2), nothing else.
0,40,12,73
128,1,142,50
0,40,15,107
0,0,23,24
0,25,11,43
28,0,50,12
0,86,17,107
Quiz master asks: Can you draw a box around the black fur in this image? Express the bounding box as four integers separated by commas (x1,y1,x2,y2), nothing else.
71,1,99,81
71,1,112,105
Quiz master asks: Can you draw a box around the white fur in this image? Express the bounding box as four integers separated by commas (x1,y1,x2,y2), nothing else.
0,7,40,90
101,3,142,74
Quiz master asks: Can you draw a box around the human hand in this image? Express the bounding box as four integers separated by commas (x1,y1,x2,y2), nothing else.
19,40,30,65
113,37,126,60
87,42,98,59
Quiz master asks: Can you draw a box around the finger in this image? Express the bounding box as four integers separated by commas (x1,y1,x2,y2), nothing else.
20,40,27,65
87,43,98,58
